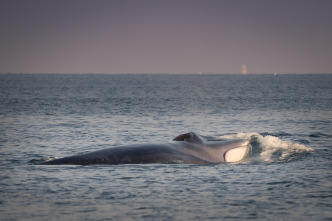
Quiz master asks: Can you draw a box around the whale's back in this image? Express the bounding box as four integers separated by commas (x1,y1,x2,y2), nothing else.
41,144,211,165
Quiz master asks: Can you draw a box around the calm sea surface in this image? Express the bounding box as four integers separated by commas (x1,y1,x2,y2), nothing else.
0,74,331,220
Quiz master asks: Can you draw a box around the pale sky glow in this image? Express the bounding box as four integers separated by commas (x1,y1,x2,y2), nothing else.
1,0,332,74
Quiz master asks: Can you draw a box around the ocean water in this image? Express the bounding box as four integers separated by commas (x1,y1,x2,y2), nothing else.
0,73,331,220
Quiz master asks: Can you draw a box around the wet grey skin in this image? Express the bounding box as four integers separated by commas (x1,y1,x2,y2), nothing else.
39,132,251,165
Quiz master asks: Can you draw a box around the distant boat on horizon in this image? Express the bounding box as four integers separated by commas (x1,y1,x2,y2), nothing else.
241,65,247,74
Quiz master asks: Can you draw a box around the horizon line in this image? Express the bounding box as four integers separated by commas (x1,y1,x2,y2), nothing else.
1,72,332,75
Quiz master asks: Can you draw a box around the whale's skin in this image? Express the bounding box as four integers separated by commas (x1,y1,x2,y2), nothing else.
40,132,251,165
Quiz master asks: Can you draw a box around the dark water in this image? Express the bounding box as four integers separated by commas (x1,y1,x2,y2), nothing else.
0,74,331,220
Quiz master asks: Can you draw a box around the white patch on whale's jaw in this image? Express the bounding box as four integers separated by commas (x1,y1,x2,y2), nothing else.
224,142,251,163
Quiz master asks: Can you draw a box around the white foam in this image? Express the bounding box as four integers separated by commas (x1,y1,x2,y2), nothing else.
220,133,313,163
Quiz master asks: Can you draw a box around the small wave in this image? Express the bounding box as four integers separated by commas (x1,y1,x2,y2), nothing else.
28,156,61,165
220,133,313,164
309,132,331,138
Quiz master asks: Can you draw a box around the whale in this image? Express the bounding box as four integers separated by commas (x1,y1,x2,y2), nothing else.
39,132,251,165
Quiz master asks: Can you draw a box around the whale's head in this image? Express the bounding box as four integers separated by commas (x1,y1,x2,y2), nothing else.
223,139,251,163
204,138,251,163
173,132,251,163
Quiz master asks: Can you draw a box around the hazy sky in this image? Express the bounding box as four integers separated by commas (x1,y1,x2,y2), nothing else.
1,0,331,74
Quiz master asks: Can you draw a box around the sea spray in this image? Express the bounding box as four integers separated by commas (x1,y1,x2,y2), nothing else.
220,133,313,163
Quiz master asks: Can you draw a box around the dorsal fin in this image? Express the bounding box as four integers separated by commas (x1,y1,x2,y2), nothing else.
173,132,204,143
